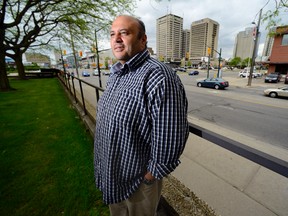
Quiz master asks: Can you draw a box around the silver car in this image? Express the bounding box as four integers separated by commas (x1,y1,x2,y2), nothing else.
264,86,288,98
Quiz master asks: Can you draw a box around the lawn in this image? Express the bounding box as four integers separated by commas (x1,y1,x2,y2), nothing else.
0,78,109,216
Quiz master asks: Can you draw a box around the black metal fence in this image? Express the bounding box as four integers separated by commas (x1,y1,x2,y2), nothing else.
58,72,288,178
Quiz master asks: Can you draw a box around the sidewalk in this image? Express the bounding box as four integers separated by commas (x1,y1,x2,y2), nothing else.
169,76,288,216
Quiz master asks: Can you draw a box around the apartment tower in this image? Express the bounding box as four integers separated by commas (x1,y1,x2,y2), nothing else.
156,14,183,61
233,27,256,59
182,29,190,59
262,27,276,57
189,18,219,62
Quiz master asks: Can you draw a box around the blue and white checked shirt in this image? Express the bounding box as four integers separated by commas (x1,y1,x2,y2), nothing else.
94,49,189,204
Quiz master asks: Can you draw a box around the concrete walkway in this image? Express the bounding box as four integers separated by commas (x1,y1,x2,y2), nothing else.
172,75,288,216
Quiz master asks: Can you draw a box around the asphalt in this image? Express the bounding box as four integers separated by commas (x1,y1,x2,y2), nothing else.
171,75,288,216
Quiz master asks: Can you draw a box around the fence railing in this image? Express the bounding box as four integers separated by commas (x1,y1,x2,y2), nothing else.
58,72,288,178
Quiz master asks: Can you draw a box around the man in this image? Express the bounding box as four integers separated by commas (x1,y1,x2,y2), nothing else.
94,15,189,216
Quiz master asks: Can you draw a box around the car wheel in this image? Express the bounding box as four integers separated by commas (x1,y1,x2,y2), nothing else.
214,85,220,90
269,92,278,98
197,83,202,87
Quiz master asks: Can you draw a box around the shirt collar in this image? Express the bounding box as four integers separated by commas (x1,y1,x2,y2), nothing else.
110,49,150,75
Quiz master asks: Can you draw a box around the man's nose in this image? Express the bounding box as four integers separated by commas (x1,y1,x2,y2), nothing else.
115,33,122,43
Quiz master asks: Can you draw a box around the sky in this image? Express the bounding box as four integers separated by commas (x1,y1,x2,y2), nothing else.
124,0,288,59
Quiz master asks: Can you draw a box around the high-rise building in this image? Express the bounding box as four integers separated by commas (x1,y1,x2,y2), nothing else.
182,29,190,59
156,14,183,61
233,27,256,59
262,27,276,57
189,18,219,62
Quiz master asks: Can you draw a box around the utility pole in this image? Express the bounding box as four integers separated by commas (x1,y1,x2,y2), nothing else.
217,48,222,78
248,9,262,86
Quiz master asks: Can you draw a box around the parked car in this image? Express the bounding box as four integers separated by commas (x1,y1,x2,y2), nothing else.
265,73,281,83
93,69,99,76
264,86,288,98
188,70,199,75
238,69,257,78
82,71,90,77
102,70,110,76
177,67,186,72
285,74,288,84
197,78,229,89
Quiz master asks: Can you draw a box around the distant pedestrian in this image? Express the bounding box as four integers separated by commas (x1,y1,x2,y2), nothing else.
94,15,189,216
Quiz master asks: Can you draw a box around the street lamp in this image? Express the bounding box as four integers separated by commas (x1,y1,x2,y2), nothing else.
207,47,222,78
95,29,102,88
247,9,262,86
95,23,110,88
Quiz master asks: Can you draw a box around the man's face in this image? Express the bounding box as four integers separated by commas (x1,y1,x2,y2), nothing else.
110,16,147,64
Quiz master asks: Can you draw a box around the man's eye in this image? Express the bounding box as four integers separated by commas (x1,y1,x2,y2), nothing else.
110,33,115,37
120,31,128,35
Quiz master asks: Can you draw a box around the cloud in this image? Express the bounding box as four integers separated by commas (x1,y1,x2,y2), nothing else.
134,0,287,58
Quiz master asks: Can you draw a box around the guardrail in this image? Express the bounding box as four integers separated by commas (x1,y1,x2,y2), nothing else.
57,72,288,178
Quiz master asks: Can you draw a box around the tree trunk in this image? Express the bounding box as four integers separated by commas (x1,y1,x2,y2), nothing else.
0,0,12,91
14,52,26,80
0,53,12,91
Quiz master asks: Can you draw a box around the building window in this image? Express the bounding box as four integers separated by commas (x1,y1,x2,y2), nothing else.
282,34,288,45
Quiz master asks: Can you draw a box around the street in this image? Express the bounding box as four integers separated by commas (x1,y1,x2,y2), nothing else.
72,68,288,150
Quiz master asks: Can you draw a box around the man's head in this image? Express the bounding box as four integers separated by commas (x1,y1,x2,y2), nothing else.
110,15,147,64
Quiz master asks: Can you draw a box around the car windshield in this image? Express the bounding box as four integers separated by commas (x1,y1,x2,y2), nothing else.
268,74,277,77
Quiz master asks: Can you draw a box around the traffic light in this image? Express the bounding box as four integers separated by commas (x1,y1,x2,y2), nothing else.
207,47,211,55
63,50,66,55
79,51,83,57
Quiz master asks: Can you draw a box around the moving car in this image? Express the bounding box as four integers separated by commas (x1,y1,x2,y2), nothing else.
188,70,199,75
265,73,281,83
197,78,229,89
264,86,288,98
81,71,90,77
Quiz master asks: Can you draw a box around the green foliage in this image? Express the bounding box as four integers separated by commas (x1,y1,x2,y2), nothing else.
24,64,41,71
229,57,242,68
0,79,109,216
262,0,288,30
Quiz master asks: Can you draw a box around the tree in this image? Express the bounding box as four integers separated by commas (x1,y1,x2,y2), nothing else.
1,0,136,91
228,57,242,68
262,0,288,31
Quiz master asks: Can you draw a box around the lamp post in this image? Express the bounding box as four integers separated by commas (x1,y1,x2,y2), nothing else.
95,23,110,88
215,48,222,78
95,29,102,88
247,9,262,86
207,47,222,78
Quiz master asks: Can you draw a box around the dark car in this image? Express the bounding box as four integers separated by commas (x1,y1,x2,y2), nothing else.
265,73,281,83
82,71,90,77
189,70,199,75
284,74,288,84
197,78,229,90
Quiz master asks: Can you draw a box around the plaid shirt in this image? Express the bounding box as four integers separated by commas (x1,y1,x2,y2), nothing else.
94,49,189,204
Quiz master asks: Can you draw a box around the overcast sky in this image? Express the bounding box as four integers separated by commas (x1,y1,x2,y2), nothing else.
129,0,288,59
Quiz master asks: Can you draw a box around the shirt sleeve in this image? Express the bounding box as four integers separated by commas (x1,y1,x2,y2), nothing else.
146,70,189,179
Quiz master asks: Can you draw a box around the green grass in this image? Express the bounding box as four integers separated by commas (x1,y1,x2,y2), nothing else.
0,78,109,216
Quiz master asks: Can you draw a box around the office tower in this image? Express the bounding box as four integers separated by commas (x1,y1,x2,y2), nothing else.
156,14,183,61
233,27,256,59
189,18,219,61
182,29,190,59
262,27,276,57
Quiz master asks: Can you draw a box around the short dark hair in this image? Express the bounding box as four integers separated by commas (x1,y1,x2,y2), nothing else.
137,19,146,36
